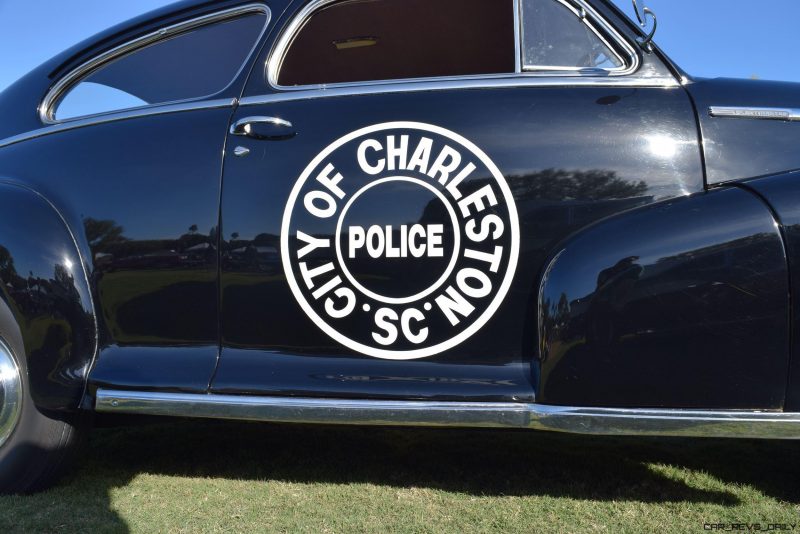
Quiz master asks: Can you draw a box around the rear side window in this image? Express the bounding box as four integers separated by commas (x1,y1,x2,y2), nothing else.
53,13,268,121
277,0,516,86
521,0,624,71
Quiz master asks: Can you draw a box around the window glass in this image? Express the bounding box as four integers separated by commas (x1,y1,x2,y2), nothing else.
55,13,267,121
277,0,515,86
521,0,624,71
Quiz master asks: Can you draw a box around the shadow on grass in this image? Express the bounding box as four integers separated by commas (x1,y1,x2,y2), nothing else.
4,417,797,532
82,417,800,500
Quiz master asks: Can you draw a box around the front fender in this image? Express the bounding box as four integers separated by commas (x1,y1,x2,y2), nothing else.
0,182,96,411
538,186,789,410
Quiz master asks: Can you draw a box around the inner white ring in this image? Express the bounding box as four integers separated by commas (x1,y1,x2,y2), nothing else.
334,176,462,305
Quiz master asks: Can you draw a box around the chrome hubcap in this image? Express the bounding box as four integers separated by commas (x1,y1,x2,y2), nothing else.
0,341,21,448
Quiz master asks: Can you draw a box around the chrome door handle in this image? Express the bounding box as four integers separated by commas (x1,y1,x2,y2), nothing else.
230,116,296,140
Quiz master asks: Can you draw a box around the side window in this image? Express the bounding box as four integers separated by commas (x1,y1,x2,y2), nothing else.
276,0,515,87
53,13,268,121
521,0,625,71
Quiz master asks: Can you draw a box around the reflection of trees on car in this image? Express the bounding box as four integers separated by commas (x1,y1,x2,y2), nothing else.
84,217,217,271
85,217,128,251
225,233,281,273
507,169,648,201
586,256,643,347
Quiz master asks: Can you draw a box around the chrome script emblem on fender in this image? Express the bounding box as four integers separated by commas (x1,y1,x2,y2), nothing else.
281,122,520,360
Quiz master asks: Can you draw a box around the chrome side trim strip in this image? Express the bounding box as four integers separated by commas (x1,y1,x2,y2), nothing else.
239,75,679,107
40,3,270,124
95,390,800,439
709,106,800,122
0,98,236,150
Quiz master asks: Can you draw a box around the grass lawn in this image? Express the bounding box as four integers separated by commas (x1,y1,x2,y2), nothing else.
0,418,798,533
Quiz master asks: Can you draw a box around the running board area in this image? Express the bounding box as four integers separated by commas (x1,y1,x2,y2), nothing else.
95,389,800,439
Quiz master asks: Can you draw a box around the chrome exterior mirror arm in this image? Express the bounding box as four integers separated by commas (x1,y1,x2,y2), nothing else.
631,0,657,53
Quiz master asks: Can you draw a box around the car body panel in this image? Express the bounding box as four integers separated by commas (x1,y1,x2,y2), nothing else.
538,185,789,409
0,108,231,393
686,78,800,185
0,0,796,424
0,182,95,410
216,82,704,401
742,171,800,412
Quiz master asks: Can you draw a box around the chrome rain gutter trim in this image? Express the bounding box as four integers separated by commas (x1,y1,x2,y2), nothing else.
0,98,236,150
39,3,269,124
709,106,800,122
95,390,800,439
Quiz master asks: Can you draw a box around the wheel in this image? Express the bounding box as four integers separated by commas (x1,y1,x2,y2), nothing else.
0,337,86,494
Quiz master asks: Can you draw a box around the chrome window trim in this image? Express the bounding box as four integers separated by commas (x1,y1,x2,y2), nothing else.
513,0,523,73
266,0,641,92
39,3,271,125
1,98,236,150
267,0,342,89
239,75,678,108
2,74,678,150
520,0,635,76
95,389,800,439
709,106,800,122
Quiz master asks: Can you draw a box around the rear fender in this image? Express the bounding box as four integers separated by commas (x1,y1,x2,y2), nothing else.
0,181,96,412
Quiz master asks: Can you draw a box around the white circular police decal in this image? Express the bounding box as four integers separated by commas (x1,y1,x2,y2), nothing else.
281,122,519,360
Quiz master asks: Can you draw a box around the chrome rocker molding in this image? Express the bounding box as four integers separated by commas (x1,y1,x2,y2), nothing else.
95,390,800,439
709,106,800,122
0,340,22,448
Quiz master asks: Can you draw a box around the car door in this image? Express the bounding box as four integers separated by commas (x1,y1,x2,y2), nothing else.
0,5,271,393
215,0,704,401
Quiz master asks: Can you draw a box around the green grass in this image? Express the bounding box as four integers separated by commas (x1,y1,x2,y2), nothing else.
1,418,798,533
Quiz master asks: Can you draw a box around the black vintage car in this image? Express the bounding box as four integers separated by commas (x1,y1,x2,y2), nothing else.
0,0,798,493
